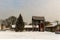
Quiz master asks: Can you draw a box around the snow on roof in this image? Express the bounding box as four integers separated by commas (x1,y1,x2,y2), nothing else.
12,25,38,28
12,25,15,28
24,25,38,28
45,23,57,27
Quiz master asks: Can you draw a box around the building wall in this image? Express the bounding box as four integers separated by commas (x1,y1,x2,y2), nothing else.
0,25,9,31
45,27,56,32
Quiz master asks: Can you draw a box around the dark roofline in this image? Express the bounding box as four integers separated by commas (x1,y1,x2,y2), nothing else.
32,16,45,20
32,16,44,18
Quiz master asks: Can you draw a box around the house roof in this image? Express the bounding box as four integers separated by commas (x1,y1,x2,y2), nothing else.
12,25,38,28
32,16,45,20
45,23,57,27
12,25,15,28
24,25,38,28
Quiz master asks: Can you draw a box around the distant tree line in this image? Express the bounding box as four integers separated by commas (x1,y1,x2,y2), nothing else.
5,16,17,28
0,14,25,32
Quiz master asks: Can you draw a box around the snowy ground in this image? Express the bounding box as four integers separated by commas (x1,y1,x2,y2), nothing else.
0,31,59,39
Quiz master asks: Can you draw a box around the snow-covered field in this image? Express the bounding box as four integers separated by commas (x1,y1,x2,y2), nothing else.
0,31,59,40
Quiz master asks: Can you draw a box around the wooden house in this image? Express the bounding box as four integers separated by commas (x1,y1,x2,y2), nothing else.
55,24,60,33
32,16,45,32
45,23,57,32
0,20,6,31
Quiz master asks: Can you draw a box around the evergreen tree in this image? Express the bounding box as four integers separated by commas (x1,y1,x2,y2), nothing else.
15,14,24,32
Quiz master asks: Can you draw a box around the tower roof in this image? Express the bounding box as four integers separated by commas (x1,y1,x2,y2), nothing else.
32,16,45,20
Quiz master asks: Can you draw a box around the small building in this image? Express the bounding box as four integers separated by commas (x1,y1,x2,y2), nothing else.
24,25,38,31
0,24,6,31
0,20,6,31
45,23,57,32
55,24,60,33
32,16,45,32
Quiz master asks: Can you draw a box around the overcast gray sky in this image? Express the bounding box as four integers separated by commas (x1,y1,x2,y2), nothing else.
0,0,60,23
